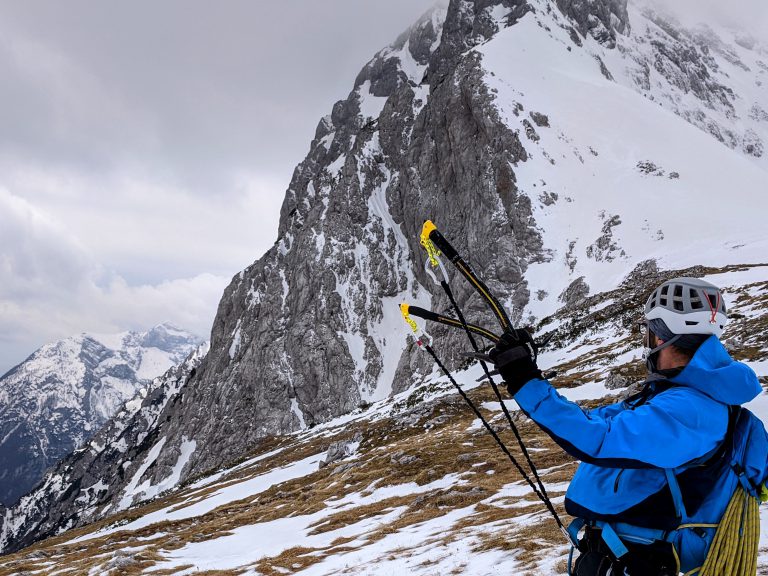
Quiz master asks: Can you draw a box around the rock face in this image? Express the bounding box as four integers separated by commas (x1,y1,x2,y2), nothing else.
556,0,629,46
137,0,551,491
3,0,767,554
612,6,765,161
0,324,202,506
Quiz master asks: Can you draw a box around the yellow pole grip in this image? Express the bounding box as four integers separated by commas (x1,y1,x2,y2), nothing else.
399,303,419,334
420,220,441,268
421,220,437,241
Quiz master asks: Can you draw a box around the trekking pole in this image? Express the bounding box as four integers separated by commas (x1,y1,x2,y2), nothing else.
418,221,566,537
399,306,557,515
419,223,548,476
401,305,499,344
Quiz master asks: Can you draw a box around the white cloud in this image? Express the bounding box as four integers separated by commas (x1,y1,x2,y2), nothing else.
0,188,229,374
76,273,228,339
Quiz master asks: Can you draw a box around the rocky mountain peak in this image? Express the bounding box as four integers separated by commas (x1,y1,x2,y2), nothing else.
428,0,531,83
0,325,202,506
555,0,629,46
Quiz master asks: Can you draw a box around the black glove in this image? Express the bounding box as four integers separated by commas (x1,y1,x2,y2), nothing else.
488,328,542,396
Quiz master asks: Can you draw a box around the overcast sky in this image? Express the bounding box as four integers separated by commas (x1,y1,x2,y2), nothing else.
0,0,435,374
1,0,765,376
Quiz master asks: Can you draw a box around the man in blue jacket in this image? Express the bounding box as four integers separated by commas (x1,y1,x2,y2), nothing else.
486,277,764,574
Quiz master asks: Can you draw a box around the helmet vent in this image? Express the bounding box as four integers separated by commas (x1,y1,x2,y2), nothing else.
674,300,684,311
685,320,699,326
674,285,683,298
661,286,669,296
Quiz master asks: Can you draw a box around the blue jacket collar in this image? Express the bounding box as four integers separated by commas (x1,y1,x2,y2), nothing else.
669,335,761,405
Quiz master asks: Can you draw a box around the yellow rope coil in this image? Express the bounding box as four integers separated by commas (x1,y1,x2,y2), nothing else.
696,487,760,576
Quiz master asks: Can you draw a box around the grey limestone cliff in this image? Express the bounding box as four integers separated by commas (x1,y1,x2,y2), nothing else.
147,0,569,484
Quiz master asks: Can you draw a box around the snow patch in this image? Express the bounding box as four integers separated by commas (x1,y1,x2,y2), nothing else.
229,320,242,360
357,80,388,121
136,348,177,381
291,397,307,429
118,437,168,511
75,452,324,542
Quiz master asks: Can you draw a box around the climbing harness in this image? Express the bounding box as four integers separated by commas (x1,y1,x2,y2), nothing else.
400,220,566,539
566,486,761,576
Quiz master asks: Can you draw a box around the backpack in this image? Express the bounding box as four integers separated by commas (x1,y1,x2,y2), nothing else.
676,405,767,518
568,405,768,575
674,406,768,575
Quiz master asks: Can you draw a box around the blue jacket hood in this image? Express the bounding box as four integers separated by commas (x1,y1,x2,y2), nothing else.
670,335,761,405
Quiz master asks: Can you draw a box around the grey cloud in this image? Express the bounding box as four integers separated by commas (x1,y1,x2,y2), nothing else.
0,1,437,192
0,189,92,300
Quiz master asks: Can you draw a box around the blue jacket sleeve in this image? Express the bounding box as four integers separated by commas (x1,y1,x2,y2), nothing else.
587,400,625,420
514,378,728,469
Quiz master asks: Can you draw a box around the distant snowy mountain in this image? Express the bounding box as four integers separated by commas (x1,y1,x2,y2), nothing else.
0,324,203,505
1,0,767,559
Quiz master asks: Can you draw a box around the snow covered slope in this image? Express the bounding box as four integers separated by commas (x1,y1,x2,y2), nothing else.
0,342,209,554
476,0,768,322
0,324,202,506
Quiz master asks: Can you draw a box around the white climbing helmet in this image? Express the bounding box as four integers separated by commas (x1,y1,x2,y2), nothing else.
644,277,727,338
